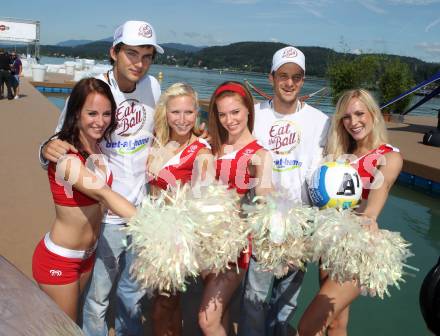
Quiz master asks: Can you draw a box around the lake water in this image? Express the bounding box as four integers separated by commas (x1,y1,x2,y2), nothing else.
40,57,439,117
41,58,438,335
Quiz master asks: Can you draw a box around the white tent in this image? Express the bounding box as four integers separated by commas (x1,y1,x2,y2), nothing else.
0,17,40,59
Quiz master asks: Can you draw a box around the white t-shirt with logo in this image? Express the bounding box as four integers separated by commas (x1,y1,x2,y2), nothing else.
55,71,161,224
253,100,330,204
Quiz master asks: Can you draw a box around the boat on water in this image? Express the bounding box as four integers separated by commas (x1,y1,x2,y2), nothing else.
21,56,111,82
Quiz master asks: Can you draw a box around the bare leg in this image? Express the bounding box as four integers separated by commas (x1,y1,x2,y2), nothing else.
198,269,244,336
152,292,182,336
79,270,92,294
39,281,81,322
297,269,360,336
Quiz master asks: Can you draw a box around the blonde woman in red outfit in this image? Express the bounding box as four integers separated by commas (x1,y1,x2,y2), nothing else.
297,89,403,336
147,82,212,336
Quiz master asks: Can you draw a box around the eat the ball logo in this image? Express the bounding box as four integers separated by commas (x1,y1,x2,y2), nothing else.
282,47,297,58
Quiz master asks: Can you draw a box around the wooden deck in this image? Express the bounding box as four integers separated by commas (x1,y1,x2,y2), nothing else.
0,77,59,280
387,115,440,183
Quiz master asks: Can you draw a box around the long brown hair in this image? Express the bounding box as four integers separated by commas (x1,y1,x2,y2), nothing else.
57,78,117,158
208,81,255,154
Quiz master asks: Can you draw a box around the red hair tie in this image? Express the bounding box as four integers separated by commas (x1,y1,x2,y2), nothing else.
214,83,247,98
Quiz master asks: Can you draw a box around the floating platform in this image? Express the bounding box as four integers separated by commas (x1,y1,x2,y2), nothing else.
0,74,438,334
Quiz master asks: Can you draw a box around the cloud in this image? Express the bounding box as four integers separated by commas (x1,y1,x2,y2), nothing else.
184,32,201,39
373,38,387,44
417,42,440,56
358,0,386,14
182,32,223,45
425,17,440,32
217,0,260,4
270,37,279,42
387,0,440,4
280,0,334,19
357,0,439,15
285,0,332,18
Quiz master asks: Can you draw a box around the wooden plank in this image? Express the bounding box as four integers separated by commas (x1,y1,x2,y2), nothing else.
0,256,83,335
0,78,59,279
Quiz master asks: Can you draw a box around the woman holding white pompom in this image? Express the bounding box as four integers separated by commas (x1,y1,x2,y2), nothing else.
297,89,403,336
32,78,137,322
146,82,212,336
198,81,272,336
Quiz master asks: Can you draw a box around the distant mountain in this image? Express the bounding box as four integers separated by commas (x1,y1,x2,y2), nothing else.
11,40,438,81
55,39,203,53
161,43,205,53
56,39,93,47
98,36,113,43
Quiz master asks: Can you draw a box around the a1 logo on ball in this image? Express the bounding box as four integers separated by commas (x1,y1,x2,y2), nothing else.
309,162,362,209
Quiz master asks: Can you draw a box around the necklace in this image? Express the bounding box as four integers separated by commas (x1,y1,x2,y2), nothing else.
174,134,193,154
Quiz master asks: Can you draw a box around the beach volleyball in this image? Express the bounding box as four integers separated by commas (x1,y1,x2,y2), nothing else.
309,162,362,209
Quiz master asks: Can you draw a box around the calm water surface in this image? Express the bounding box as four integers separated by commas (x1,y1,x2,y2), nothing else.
292,184,439,335
43,61,438,335
40,58,439,116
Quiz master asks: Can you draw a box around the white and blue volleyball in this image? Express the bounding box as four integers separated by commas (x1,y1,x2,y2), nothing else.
309,162,362,209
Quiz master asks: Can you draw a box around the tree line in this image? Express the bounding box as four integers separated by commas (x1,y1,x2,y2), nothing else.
8,41,440,113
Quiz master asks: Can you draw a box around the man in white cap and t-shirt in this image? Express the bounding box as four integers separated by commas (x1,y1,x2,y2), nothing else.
238,46,330,335
41,20,163,335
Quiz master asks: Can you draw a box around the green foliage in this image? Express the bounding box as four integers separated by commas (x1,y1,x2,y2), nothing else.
327,55,383,104
327,58,363,104
327,55,416,113
379,59,415,114
8,40,438,90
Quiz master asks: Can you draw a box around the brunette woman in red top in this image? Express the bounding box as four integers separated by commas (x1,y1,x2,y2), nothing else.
298,89,403,336
198,81,272,335
32,78,136,322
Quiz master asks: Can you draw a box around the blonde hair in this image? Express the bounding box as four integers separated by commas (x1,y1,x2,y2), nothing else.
148,83,199,178
153,82,199,148
326,89,389,159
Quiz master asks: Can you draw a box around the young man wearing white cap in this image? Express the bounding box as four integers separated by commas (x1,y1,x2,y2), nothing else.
41,20,163,336
239,46,330,336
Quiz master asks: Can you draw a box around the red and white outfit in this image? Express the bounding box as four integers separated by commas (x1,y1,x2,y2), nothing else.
351,144,399,200
216,139,264,269
33,151,113,285
149,138,210,190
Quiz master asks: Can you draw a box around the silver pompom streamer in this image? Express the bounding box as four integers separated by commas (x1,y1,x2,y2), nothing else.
308,208,416,299
244,196,318,278
125,187,200,294
125,183,252,293
186,184,251,274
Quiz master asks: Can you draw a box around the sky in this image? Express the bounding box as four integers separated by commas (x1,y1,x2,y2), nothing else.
2,0,440,62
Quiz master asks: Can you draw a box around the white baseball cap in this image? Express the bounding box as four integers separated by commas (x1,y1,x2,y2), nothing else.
271,46,305,73
113,20,164,54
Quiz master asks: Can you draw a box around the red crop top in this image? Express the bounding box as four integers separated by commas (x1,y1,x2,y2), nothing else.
48,151,113,206
216,140,264,195
149,139,209,190
351,144,399,200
